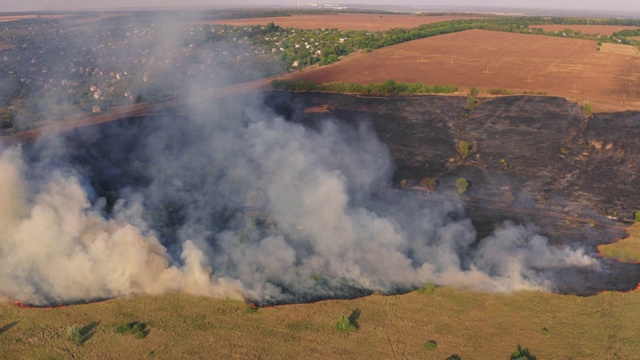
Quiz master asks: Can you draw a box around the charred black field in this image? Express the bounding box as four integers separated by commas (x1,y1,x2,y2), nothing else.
21,90,638,303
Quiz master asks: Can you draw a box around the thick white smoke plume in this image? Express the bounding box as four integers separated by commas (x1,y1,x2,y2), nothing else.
0,94,597,305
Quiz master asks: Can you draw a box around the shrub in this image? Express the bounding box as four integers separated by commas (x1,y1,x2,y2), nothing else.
635,211,640,222
114,321,148,339
336,315,356,332
456,140,472,160
423,340,437,350
456,178,469,194
416,282,436,295
469,87,479,96
465,96,476,111
511,345,536,360
582,103,593,117
418,178,437,192
66,325,84,346
487,88,514,95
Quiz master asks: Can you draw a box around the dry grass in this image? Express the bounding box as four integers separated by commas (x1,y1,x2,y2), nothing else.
598,223,640,263
531,24,640,36
2,286,640,359
201,14,480,31
284,29,640,112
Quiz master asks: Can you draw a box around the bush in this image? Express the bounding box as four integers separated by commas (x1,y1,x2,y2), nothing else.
416,283,436,294
465,96,476,111
336,315,356,332
66,325,84,346
418,178,437,192
114,322,148,339
423,340,437,350
456,178,469,194
582,103,593,117
456,140,472,160
487,88,514,95
635,211,640,222
469,87,479,96
511,345,536,360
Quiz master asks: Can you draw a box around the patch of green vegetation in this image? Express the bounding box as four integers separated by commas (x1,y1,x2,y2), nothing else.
271,79,457,96
487,88,514,95
336,309,360,332
416,282,436,295
336,315,355,332
114,321,148,339
456,140,473,160
635,211,640,222
418,178,437,192
511,345,536,360
423,340,437,350
456,177,469,194
66,325,84,346
582,103,593,117
465,96,476,111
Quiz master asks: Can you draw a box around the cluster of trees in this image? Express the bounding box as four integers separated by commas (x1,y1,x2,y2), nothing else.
246,15,640,72
271,79,457,96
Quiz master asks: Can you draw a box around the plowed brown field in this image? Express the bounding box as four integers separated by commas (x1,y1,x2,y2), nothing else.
531,24,639,35
203,14,479,31
287,29,640,112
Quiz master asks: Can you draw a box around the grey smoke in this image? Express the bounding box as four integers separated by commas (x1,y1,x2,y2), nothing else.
0,90,597,305
0,15,597,305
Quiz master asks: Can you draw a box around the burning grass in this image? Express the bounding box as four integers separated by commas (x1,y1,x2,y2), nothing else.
2,290,640,358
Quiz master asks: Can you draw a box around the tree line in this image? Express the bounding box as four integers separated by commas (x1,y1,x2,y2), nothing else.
271,79,457,96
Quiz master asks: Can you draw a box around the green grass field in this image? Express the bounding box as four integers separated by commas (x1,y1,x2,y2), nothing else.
2,284,640,359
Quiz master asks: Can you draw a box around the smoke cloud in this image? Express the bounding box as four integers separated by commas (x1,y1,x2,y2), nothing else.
0,90,598,305
0,14,598,305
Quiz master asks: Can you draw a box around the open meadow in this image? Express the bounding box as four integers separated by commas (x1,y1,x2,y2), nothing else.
203,14,480,31
287,29,640,112
3,288,640,359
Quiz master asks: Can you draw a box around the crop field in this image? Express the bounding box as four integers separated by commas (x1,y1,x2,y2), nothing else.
203,14,480,31
288,29,640,112
531,24,640,35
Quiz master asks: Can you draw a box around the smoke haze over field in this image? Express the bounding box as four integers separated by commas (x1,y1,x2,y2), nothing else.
0,90,599,305
1,0,640,14
0,13,601,305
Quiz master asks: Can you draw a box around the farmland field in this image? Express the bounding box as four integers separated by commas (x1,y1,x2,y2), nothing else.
287,29,640,112
203,14,480,31
531,24,640,35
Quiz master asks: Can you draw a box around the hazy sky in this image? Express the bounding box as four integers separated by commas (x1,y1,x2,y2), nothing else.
1,0,639,14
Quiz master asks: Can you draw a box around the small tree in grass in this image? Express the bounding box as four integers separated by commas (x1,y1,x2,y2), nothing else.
336,315,356,332
423,340,437,350
456,178,469,194
469,87,479,96
456,140,472,160
582,103,593,117
635,211,640,222
511,345,536,360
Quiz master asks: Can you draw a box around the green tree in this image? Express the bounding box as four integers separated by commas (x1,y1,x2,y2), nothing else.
456,178,469,194
634,211,640,222
582,103,593,117
456,140,473,160
469,87,479,96
465,96,477,111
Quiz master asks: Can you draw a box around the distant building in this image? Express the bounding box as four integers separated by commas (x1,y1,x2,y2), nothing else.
92,105,101,113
